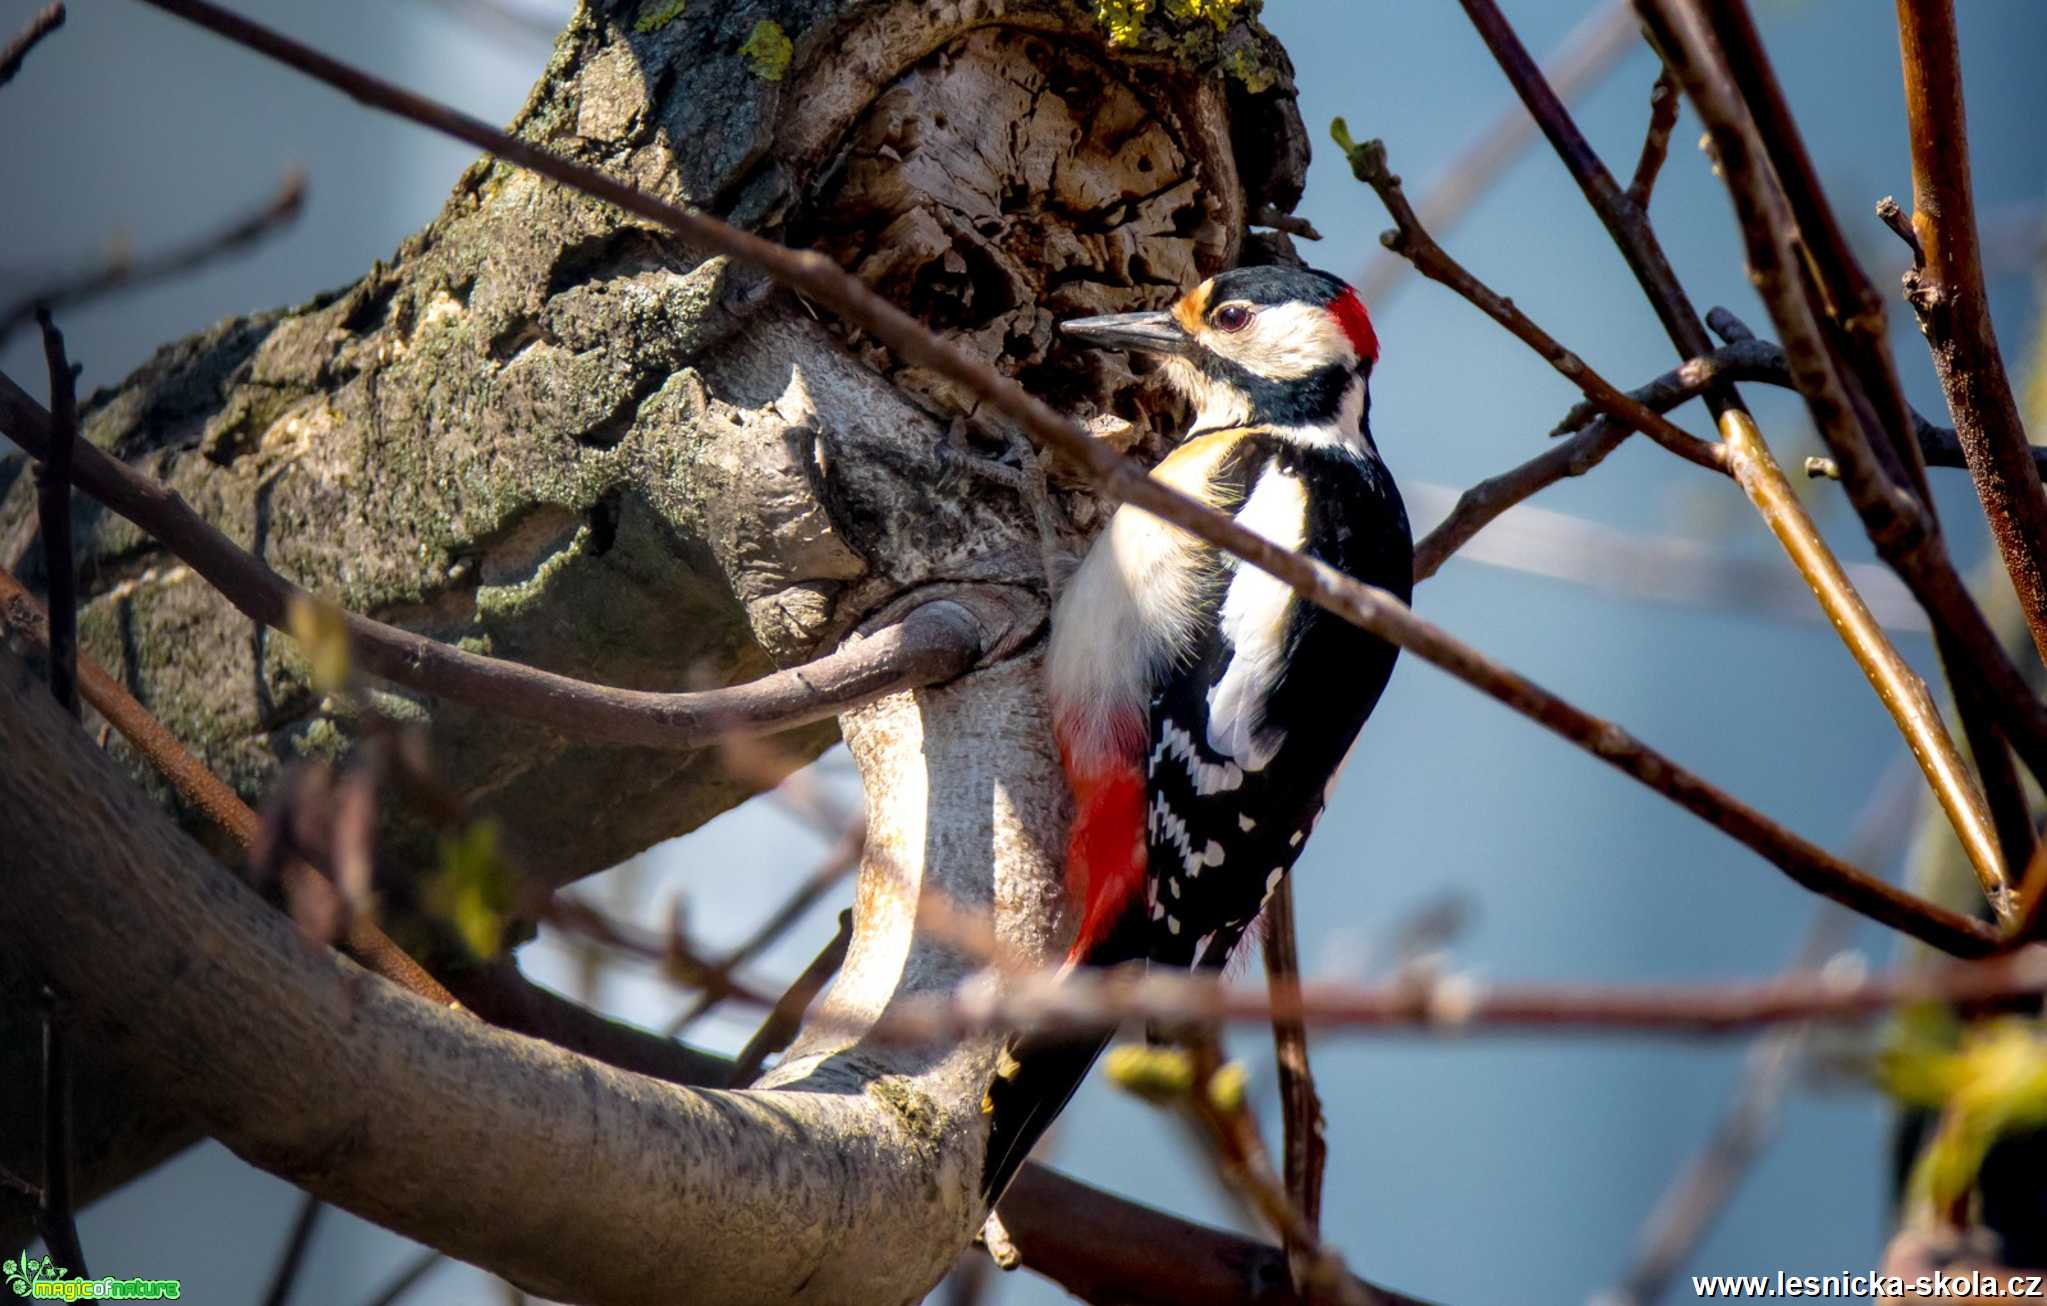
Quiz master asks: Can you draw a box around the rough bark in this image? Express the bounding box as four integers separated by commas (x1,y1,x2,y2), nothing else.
0,0,1308,1295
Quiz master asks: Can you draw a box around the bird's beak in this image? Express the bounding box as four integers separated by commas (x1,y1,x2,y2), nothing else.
1059,310,1198,359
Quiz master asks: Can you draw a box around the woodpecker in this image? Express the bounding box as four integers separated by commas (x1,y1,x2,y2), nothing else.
980,263,1412,1205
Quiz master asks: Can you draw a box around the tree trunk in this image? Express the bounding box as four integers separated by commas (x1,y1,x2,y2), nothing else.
0,0,1307,1294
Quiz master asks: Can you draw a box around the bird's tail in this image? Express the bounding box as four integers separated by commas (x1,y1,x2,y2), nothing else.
978,1025,1117,1206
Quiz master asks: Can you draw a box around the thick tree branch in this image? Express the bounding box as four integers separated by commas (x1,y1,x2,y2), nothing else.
1002,1166,1432,1306
0,647,995,1305
1894,0,2047,664
0,373,989,749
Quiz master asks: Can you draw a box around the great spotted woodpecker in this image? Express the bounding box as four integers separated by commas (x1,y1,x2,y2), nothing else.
980,264,1412,1205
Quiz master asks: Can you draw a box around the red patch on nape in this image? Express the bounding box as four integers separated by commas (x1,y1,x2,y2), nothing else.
1330,287,1379,362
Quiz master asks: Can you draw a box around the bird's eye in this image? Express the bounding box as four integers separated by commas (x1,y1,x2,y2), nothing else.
1212,304,1252,333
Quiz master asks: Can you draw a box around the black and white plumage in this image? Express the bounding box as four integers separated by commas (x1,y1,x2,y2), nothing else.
980,264,1412,1205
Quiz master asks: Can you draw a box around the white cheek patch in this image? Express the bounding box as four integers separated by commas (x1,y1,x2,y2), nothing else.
1164,356,1250,432
1210,301,1356,380
1205,465,1305,771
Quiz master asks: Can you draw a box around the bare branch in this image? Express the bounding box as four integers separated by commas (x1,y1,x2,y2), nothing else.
1357,0,1639,307
36,993,87,1279
31,0,1990,955
0,172,305,343
730,909,856,1088
32,311,76,717
1339,130,1727,476
259,1193,325,1306
0,3,63,87
1261,881,1327,1289
1895,0,2047,664
1184,1038,1365,1306
668,825,863,1038
1626,70,1681,210
0,375,989,748
856,945,2047,1045
1418,338,1783,583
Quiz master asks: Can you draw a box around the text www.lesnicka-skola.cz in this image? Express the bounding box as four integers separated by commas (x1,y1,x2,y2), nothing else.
1692,1270,2046,1298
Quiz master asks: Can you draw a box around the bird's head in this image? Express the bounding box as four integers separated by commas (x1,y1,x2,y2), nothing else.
1060,265,1379,445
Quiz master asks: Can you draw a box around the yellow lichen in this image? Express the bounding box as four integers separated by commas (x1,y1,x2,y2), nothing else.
738,19,792,82
1097,0,1248,46
632,0,684,34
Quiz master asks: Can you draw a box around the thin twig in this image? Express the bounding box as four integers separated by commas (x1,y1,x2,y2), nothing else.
1894,0,2047,666
359,1249,445,1306
728,909,856,1087
1340,130,1725,476
665,824,863,1037
1418,338,1781,582
0,383,986,748
1877,195,1927,267
1261,880,1326,1291
1626,69,1681,209
103,0,1996,955
1357,0,1639,306
0,565,462,1010
1,172,305,343
33,310,76,716
36,991,86,1279
1595,756,1918,1306
1701,1,1930,500
259,1192,325,1306
1184,1037,1366,1306
0,3,63,87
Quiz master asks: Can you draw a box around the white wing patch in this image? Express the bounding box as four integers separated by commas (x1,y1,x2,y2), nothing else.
1205,465,1306,771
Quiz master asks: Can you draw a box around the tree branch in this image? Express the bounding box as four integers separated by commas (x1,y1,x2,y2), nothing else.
1262,881,1327,1289
0,372,989,749
1001,1166,1434,1306
1453,0,2008,917
0,3,62,87
1355,0,1639,307
33,312,76,717
1625,69,1680,210
1894,0,2047,664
